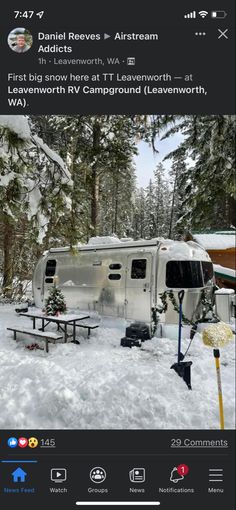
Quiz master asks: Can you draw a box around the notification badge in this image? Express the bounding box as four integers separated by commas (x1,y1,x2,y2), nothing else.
170,464,189,483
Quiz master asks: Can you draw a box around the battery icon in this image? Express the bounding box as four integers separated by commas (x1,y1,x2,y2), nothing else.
211,10,227,19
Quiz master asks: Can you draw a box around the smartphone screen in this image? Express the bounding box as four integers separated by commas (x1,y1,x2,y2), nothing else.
0,1,235,509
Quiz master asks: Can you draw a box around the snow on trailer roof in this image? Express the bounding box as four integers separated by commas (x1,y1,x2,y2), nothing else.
193,233,235,250
214,264,236,281
49,237,162,253
48,237,210,257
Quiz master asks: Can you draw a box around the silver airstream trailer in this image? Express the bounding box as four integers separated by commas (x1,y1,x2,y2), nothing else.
33,237,215,335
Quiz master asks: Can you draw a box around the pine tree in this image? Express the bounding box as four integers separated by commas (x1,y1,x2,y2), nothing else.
0,115,71,297
144,179,157,238
44,286,67,316
161,115,236,232
132,187,146,239
153,163,171,238
168,152,188,238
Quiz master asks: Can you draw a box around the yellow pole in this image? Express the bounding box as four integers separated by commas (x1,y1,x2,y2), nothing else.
213,349,224,430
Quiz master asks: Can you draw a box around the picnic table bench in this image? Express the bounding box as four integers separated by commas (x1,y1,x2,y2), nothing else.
7,327,63,353
75,319,100,338
19,312,90,343
7,311,100,352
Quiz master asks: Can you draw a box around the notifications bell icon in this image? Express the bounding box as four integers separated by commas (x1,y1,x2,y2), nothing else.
170,467,184,483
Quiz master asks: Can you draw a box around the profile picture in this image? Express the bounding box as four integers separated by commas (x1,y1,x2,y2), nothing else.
8,27,33,53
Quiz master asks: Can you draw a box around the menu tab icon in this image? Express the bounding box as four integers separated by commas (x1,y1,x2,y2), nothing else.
209,468,223,482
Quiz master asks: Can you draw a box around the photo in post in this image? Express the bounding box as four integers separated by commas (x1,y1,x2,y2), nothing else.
0,114,235,431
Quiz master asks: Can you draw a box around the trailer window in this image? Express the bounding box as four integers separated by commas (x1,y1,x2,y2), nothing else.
45,277,54,284
202,261,214,283
131,259,147,279
45,259,57,277
166,261,203,288
108,274,121,280
109,263,122,270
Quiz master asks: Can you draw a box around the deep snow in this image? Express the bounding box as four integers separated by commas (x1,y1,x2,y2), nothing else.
0,115,31,140
0,305,235,430
193,233,235,250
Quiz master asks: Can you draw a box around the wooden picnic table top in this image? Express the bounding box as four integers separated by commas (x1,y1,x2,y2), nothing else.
19,311,90,323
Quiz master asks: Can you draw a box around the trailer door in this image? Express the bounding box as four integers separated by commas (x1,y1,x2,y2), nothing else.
43,259,57,300
125,254,152,322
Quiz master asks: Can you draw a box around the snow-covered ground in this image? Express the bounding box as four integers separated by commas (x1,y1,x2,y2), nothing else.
0,305,235,430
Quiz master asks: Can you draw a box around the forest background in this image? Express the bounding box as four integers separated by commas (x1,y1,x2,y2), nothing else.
0,114,235,298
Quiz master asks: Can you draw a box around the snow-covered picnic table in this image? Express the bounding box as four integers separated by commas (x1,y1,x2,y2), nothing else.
19,311,90,343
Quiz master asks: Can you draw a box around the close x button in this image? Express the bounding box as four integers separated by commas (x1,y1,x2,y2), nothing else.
218,28,229,39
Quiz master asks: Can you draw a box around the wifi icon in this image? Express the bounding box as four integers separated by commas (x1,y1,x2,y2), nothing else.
199,10,208,18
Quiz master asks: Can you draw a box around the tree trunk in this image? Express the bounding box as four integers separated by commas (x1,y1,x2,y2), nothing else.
91,122,101,235
3,215,15,297
91,169,99,236
168,173,177,239
114,176,119,233
228,196,236,227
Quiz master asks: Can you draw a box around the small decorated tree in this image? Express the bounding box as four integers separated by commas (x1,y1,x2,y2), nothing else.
44,286,67,316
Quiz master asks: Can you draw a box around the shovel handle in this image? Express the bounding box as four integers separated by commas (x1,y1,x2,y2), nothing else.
177,290,184,363
213,349,224,430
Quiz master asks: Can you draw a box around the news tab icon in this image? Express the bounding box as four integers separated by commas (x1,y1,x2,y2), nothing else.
129,467,146,483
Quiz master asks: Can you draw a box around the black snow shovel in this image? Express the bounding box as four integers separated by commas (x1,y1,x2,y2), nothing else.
170,290,192,390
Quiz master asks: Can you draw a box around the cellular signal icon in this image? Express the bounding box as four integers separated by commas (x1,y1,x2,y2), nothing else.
184,11,196,19
199,10,208,18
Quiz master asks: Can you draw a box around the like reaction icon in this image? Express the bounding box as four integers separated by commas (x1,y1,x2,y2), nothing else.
8,437,18,448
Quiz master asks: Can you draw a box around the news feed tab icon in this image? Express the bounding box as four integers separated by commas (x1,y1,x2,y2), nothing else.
90,467,107,484
8,437,18,448
129,468,146,483
12,467,27,483
51,468,67,483
184,11,196,19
